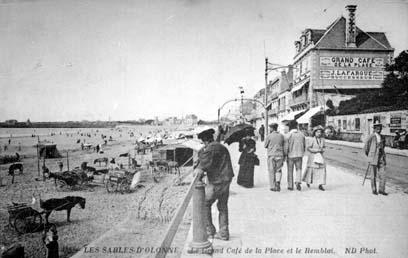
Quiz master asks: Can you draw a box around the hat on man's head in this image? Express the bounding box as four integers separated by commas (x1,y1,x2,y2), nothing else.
197,128,215,141
373,122,382,128
288,120,298,130
312,125,324,136
269,123,278,129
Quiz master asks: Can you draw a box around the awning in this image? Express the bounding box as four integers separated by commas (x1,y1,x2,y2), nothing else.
291,79,309,93
297,106,326,124
281,110,306,121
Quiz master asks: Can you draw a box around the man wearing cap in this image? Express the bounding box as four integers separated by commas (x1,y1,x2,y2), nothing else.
285,120,306,191
264,123,285,191
195,128,234,240
364,122,388,195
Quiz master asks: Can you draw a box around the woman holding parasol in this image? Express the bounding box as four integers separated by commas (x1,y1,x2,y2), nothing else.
237,128,257,188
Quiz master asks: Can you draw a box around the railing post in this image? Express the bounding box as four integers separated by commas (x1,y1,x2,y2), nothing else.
188,174,213,254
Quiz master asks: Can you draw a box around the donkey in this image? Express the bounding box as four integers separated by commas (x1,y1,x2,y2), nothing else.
40,196,86,224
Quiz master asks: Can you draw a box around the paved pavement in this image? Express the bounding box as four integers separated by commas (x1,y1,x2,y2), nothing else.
182,140,408,258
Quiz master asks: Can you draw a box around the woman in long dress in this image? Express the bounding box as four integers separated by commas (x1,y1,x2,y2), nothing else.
302,126,327,191
237,130,256,188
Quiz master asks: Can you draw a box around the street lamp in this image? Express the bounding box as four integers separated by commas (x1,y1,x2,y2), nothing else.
265,58,296,135
239,86,245,121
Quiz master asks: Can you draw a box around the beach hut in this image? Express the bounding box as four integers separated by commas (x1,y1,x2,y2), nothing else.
38,144,62,159
153,144,194,166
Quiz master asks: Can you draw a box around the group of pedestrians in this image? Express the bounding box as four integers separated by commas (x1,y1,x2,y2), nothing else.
264,121,327,192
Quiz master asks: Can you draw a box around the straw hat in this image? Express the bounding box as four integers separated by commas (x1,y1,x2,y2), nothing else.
312,125,324,136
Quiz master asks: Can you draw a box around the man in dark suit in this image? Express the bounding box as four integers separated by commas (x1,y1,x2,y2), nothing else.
196,128,234,240
364,123,387,195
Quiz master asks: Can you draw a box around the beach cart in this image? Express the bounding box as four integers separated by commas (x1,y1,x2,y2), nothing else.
105,169,135,194
7,203,42,234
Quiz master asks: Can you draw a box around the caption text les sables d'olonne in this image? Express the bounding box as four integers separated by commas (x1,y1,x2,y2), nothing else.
83,246,377,255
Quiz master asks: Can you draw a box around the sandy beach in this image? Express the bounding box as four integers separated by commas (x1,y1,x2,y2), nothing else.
0,125,192,258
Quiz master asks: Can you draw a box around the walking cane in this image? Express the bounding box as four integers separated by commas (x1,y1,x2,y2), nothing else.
362,165,370,186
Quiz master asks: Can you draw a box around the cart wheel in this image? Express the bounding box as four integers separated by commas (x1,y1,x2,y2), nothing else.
56,180,68,191
9,216,14,228
106,180,118,193
119,179,130,194
14,208,42,234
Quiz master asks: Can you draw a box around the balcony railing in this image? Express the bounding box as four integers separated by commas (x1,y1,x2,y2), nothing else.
290,95,308,107
269,108,278,115
267,93,279,103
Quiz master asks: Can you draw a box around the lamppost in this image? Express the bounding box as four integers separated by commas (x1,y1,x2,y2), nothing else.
265,58,296,135
239,86,245,122
218,97,266,125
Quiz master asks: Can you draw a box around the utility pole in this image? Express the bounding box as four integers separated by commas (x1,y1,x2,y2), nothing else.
264,58,299,135
264,58,269,136
239,87,244,122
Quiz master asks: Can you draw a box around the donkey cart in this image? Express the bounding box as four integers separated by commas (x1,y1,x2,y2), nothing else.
105,170,135,194
7,203,43,234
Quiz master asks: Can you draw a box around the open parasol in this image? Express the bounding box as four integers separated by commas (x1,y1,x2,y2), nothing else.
223,124,255,145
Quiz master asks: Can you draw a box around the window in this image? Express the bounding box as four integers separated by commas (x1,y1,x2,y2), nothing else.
343,120,347,130
338,120,341,128
301,35,306,47
355,118,360,130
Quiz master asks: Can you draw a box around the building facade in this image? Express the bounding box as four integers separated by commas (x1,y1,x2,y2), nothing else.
290,5,394,127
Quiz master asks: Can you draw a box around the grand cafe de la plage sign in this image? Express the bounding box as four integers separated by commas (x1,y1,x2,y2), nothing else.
319,56,384,80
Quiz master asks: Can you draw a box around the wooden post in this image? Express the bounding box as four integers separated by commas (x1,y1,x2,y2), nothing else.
66,152,69,171
42,158,46,181
37,136,40,177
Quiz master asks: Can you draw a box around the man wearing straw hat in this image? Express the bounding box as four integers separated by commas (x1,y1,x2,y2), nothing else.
363,122,387,195
196,128,234,241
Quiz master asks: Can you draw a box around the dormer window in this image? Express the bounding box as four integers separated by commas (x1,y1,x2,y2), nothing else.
301,35,306,48
294,41,301,53
307,30,312,44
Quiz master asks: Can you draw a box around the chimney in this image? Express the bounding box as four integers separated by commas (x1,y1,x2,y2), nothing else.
345,5,357,47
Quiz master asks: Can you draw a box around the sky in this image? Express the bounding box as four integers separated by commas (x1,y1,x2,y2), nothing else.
0,0,407,122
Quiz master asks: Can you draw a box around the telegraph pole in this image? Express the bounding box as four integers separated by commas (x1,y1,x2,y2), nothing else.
264,58,269,136
239,87,244,122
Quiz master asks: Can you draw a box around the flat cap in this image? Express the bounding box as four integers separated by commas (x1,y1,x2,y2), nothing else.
197,128,215,140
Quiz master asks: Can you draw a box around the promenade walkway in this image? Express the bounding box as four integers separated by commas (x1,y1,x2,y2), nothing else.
182,140,408,258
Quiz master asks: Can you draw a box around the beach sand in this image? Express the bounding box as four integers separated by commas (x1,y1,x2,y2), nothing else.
0,126,192,258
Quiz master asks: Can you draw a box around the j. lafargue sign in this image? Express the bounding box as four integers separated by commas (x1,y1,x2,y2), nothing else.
320,70,384,80
320,56,384,68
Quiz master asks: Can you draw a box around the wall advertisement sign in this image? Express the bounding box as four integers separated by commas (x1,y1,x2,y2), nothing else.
390,115,402,127
320,56,384,68
320,70,384,80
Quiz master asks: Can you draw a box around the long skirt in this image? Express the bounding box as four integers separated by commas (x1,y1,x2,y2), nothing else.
302,165,326,185
237,163,254,188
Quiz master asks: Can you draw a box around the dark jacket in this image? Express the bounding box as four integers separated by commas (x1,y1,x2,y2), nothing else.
238,138,257,166
197,141,234,184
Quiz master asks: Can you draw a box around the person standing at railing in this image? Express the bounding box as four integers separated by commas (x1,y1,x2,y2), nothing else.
195,128,234,241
